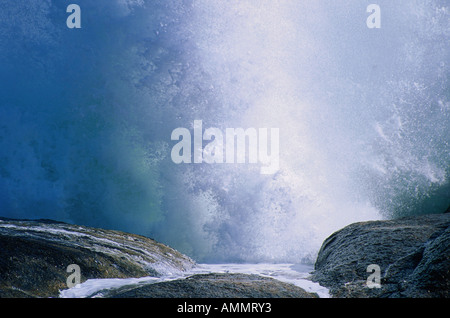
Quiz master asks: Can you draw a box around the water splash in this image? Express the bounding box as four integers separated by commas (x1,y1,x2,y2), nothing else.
0,0,448,263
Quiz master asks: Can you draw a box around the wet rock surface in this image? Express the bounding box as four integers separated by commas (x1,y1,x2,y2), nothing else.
311,213,450,298
3,213,448,299
0,218,316,299
0,218,195,298
103,273,318,298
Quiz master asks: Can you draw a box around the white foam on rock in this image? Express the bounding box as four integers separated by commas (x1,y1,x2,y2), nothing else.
59,263,330,298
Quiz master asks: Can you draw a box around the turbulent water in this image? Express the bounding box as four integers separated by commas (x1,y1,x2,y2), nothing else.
59,263,329,298
0,1,449,263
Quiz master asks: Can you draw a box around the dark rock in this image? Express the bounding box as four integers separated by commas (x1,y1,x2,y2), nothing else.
0,218,195,298
0,218,319,299
311,213,450,297
102,273,319,298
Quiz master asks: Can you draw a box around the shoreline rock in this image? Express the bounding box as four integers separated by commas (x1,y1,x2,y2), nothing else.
0,217,195,298
0,217,316,299
4,212,447,298
102,273,318,298
311,213,450,298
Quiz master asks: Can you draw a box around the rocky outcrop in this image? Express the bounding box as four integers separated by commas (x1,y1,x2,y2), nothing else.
311,213,450,298
102,273,318,298
5,213,448,299
0,217,317,299
0,218,195,298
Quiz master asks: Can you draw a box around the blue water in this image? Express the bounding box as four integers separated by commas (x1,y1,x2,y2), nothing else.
0,0,449,263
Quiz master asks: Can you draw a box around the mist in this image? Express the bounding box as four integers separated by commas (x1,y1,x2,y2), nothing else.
0,0,449,263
